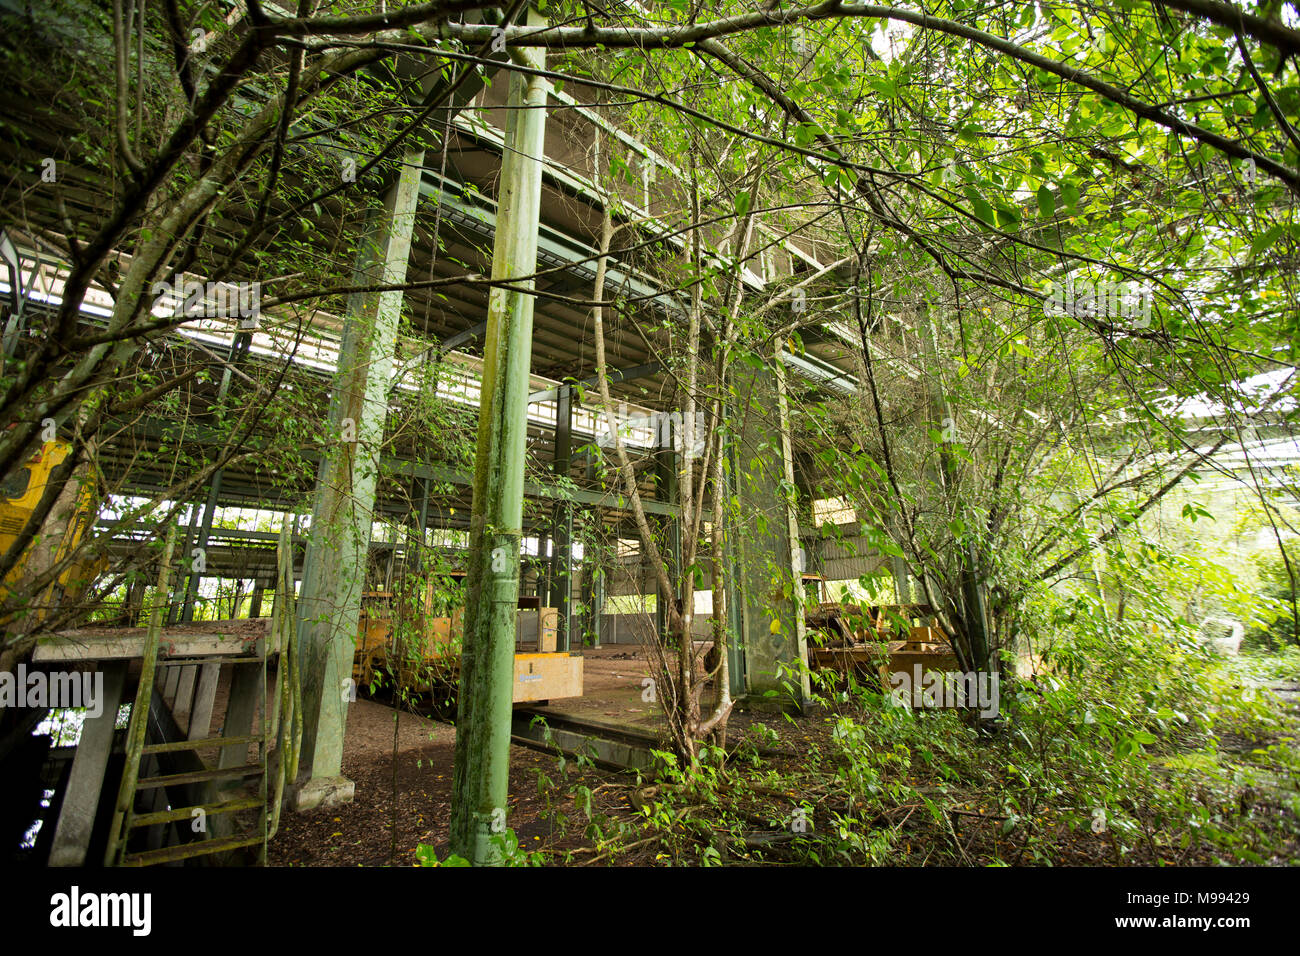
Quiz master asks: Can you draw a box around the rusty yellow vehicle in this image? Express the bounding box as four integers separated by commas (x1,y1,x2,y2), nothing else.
353,581,464,694
0,438,102,625
352,572,580,706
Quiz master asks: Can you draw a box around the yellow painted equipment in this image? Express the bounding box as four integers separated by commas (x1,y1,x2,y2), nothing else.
0,439,102,623
805,602,958,695
352,577,581,705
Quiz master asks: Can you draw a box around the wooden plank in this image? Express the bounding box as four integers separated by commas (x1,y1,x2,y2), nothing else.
120,831,263,866
159,656,261,665
187,663,221,741
217,657,263,771
512,653,582,703
48,662,127,867
136,762,263,789
128,796,262,828
175,666,200,717
143,734,260,755
161,665,181,709
35,621,269,662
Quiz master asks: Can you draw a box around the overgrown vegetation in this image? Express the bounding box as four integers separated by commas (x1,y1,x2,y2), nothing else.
492,593,1298,866
1,0,1297,865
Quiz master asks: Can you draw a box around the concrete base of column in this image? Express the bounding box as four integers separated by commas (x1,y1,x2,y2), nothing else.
736,693,807,714
288,775,356,812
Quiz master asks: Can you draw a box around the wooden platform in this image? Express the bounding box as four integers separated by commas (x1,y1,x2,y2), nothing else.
34,619,271,662
810,639,959,684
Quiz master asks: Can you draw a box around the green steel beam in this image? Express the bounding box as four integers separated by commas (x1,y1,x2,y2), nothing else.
105,417,682,518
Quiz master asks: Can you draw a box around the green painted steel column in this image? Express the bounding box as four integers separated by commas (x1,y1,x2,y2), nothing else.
723,435,747,700
732,356,810,710
773,349,812,706
654,422,681,643
450,46,550,865
292,145,425,810
549,385,574,651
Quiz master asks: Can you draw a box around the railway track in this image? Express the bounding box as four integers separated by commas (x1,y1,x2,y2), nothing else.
358,684,662,773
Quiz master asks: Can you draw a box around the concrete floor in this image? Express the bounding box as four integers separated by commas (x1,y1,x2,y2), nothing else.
537,644,724,733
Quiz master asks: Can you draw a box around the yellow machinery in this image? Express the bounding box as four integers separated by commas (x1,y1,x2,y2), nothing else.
353,574,581,705
0,438,101,622
353,581,462,694
805,602,959,693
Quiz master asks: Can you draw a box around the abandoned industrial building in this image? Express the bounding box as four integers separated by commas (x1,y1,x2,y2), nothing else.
1,0,1297,881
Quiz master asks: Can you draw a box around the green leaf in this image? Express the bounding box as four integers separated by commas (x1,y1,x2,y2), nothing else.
1060,180,1080,211
793,123,820,147
1251,224,1284,256
868,77,897,99
1036,184,1055,218
963,186,996,226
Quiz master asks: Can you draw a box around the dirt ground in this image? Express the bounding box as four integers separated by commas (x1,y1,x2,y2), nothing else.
541,645,670,727
264,644,784,866
265,698,602,866
265,647,657,866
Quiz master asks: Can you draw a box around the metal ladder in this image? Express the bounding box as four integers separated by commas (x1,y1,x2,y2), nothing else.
104,520,300,866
